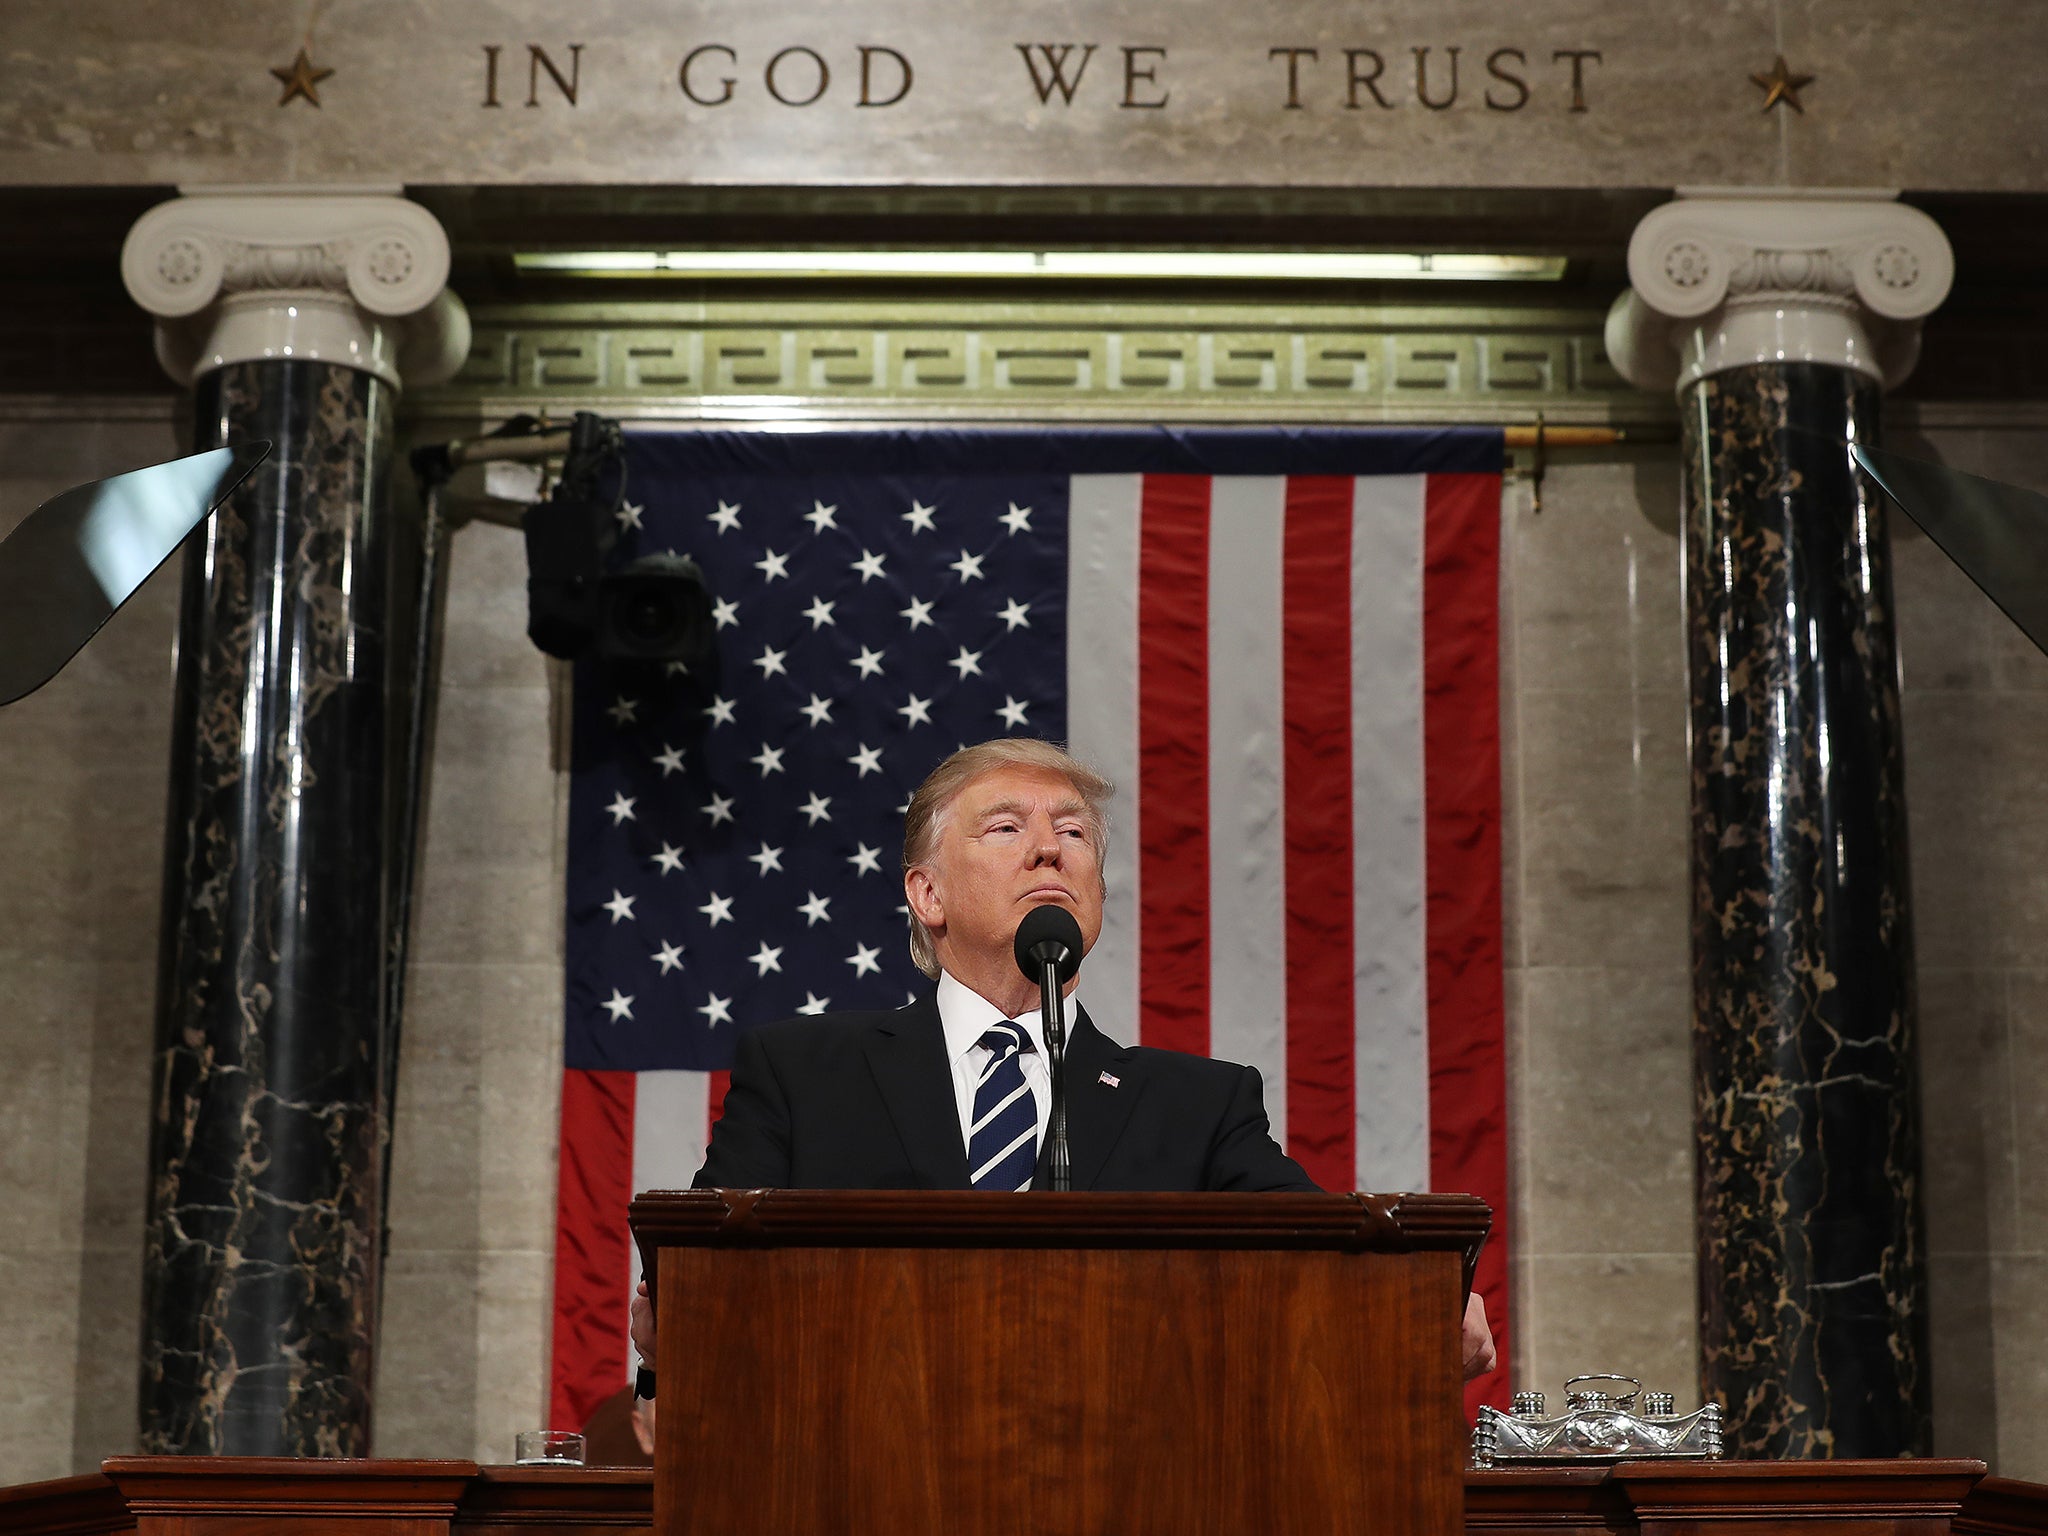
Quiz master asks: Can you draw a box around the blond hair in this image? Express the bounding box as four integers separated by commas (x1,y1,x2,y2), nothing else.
901,738,1113,978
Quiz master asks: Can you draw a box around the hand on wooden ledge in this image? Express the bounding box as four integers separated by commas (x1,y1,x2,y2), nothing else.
630,1278,655,1363
1464,1290,1498,1381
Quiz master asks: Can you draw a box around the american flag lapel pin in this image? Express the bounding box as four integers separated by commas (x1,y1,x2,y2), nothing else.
1098,1071,1120,1088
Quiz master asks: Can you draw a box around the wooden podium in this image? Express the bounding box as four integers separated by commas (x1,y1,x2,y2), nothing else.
629,1188,1489,1536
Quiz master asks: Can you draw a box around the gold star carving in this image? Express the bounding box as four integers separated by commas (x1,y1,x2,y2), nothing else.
270,48,334,108
1750,55,1815,114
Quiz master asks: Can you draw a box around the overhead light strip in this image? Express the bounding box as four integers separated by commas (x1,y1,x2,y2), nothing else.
512,250,1567,282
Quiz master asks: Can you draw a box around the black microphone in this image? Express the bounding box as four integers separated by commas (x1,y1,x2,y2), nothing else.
1013,904,1083,983
1014,905,1084,1191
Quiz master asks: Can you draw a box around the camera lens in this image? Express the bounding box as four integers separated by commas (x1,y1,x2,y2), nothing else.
622,590,673,641
596,554,714,665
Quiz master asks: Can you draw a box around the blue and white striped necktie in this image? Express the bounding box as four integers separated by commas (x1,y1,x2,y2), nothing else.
968,1022,1038,1191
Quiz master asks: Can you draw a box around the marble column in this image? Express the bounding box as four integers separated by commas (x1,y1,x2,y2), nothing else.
120,192,469,1455
1608,194,1953,1459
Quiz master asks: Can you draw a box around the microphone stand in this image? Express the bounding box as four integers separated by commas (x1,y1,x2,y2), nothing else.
1036,962,1070,1191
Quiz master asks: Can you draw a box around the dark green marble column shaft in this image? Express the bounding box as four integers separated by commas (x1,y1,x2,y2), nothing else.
1683,361,1929,1458
141,359,398,1455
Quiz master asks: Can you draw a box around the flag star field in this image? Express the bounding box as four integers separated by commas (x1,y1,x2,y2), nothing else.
565,453,1070,1070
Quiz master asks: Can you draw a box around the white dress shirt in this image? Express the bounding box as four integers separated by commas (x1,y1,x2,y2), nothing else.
935,968,1081,1159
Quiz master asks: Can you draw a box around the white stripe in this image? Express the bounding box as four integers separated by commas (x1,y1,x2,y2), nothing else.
1065,472,1142,1046
1348,475,1430,1192
631,1069,715,1193
971,1080,1031,1136
628,1069,712,1382
977,1023,1024,1061
972,1126,1037,1184
1205,476,1288,1137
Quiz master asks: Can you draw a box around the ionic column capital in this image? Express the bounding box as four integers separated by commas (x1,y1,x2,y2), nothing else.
121,187,470,390
1604,192,1953,396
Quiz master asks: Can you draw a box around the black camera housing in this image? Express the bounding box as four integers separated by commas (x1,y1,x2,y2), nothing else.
596,552,714,664
521,414,715,670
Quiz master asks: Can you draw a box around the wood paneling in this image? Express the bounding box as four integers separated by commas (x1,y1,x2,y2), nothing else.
99,1458,476,1536
635,1189,1484,1536
455,1467,655,1536
1957,1476,2048,1536
3,1454,2047,1536
0,1472,132,1536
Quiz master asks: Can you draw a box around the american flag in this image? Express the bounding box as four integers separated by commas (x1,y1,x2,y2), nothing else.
548,427,1508,1427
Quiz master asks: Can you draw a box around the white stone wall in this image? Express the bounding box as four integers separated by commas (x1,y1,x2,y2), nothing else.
0,402,183,1476
3,0,2046,192
1498,448,1698,1407
373,512,569,1464
1888,409,2048,1468
3,399,2046,1479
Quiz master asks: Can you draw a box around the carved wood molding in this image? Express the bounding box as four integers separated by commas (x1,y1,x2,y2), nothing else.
3,1456,2042,1536
457,1468,657,1532
100,1456,478,1523
1614,1460,1989,1526
0,1474,131,1536
1955,1476,2048,1536
629,1185,1490,1251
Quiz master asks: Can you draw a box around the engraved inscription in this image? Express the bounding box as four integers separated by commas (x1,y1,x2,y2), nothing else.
677,42,915,106
1017,44,1098,104
1120,46,1169,109
765,47,830,107
1264,42,1597,110
471,36,1606,116
1485,49,1530,111
480,42,585,106
859,46,914,107
1415,47,1460,112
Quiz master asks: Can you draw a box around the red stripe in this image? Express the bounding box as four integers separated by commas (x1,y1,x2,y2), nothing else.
1420,470,1509,1415
707,1068,731,1131
548,1068,636,1432
1281,477,1358,1192
1136,474,1210,1056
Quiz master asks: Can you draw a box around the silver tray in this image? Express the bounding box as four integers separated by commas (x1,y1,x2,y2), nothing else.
1471,1375,1724,1468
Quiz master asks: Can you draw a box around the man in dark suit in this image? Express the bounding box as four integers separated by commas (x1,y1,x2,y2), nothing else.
632,738,1494,1375
692,737,1315,1193
693,995,1316,1192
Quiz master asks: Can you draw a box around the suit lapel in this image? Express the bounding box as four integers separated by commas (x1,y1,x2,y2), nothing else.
1061,1009,1141,1191
862,994,971,1190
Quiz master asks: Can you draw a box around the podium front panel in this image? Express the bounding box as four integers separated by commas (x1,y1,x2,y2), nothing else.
634,1190,1485,1536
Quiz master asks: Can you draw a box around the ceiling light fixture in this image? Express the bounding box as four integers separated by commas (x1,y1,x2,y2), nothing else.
512,250,1567,282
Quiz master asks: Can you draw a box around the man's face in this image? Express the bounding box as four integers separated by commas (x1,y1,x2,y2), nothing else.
906,764,1105,979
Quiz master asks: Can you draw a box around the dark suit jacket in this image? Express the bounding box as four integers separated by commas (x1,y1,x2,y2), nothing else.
693,992,1320,1192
